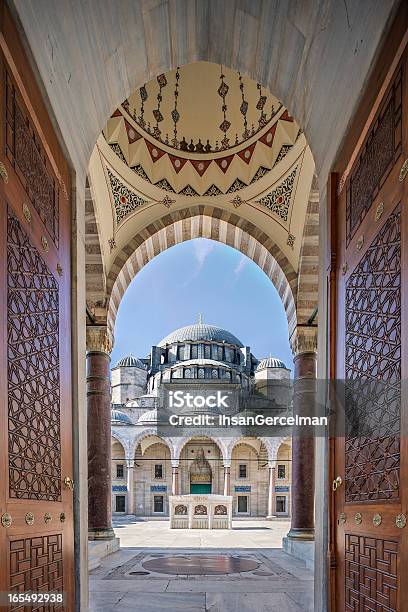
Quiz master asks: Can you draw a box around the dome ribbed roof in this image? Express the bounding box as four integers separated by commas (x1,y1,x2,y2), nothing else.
138,408,158,424
111,409,134,425
115,355,146,369
158,323,243,348
256,357,287,371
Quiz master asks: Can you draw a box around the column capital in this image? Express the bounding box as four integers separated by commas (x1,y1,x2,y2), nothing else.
86,325,114,354
223,461,231,469
268,461,277,469
126,460,135,469
290,326,317,357
171,459,179,468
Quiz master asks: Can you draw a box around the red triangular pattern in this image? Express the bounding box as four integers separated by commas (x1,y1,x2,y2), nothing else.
168,154,188,174
145,139,166,163
214,155,234,174
124,120,141,144
259,124,277,148
111,109,122,118
280,110,294,122
237,142,256,164
189,159,212,177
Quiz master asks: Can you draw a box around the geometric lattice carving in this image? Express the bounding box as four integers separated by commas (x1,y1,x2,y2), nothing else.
255,166,297,222
7,212,61,501
107,168,148,225
345,209,401,502
10,535,63,607
345,534,398,611
346,67,402,244
5,71,59,246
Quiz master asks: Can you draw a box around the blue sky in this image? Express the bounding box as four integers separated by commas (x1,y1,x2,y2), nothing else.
111,238,294,372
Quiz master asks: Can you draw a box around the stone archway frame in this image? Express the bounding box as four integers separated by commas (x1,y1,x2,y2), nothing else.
106,206,298,340
172,435,230,466
129,429,175,465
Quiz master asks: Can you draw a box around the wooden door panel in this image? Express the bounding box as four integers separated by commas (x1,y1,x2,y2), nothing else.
0,4,74,610
333,41,408,612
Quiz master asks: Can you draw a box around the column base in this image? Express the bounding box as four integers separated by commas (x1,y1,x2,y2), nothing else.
286,527,315,541
283,536,315,571
88,527,116,541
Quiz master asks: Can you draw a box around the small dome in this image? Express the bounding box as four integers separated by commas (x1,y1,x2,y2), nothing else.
158,323,243,347
114,355,147,369
111,409,134,425
256,357,287,371
138,408,158,424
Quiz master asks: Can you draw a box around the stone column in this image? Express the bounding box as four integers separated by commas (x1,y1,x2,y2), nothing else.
286,327,317,542
223,465,231,496
267,462,276,519
127,461,134,515
171,462,179,495
87,325,115,540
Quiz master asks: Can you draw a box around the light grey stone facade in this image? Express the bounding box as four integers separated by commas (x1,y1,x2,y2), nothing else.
111,322,292,517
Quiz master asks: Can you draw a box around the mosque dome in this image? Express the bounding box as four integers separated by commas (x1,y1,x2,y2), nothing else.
158,323,244,348
114,354,147,369
256,357,287,371
111,408,134,425
138,408,158,425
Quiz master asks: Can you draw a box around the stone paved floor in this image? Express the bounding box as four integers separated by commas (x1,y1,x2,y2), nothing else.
89,518,314,612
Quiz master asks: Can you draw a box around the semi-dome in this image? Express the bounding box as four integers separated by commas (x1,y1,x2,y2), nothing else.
158,323,243,348
256,357,287,371
114,355,147,369
138,408,158,424
111,408,134,425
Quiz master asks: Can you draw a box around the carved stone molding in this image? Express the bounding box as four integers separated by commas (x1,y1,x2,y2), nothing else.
86,325,113,354
290,326,317,356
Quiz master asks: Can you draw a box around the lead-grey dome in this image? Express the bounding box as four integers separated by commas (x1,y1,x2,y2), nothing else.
158,323,243,348
111,408,134,425
114,355,147,369
256,357,287,371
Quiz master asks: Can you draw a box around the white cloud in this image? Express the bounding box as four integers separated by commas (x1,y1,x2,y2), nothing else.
193,239,215,269
234,254,248,277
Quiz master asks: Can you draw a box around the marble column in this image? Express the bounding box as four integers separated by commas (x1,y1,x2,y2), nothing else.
223,465,231,496
172,462,179,495
267,463,276,519
127,462,134,514
87,325,115,540
286,327,317,541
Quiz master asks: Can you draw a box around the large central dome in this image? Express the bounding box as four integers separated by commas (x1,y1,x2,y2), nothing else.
157,323,244,348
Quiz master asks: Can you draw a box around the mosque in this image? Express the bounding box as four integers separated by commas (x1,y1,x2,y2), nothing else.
110,320,293,517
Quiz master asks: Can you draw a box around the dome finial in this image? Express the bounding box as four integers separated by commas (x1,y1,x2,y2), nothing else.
198,312,203,324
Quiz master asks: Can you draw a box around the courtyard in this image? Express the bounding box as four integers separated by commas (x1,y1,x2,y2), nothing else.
89,518,313,611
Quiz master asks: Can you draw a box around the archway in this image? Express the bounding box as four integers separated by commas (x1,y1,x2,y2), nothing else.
84,60,319,597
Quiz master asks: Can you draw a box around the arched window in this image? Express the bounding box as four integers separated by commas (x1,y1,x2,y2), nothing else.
185,368,191,378
211,368,218,378
198,368,205,379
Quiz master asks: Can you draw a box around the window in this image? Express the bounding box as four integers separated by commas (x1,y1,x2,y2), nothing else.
116,464,124,478
154,464,163,479
276,496,287,513
177,345,184,360
153,495,164,513
277,464,286,479
191,344,198,359
115,495,126,512
204,344,211,358
237,495,248,513
239,464,247,479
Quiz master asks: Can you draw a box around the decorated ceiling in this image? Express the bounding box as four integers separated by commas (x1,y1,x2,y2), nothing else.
103,62,301,197
90,62,315,276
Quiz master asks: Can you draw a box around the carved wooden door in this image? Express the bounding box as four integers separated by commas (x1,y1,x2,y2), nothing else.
333,40,408,611
0,5,74,610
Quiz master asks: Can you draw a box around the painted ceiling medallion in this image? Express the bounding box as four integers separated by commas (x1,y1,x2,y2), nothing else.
103,62,302,198
120,63,280,155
